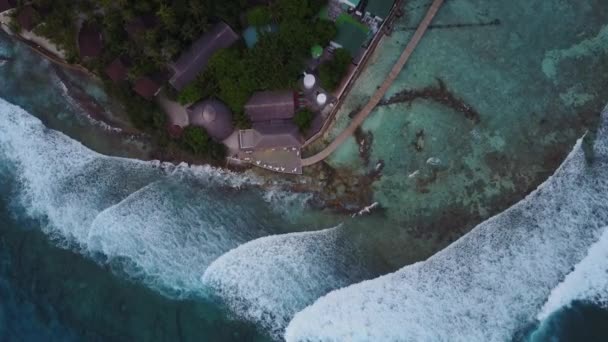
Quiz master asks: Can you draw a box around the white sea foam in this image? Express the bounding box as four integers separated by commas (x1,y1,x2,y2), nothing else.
50,71,124,133
263,187,313,221
202,226,371,340
538,226,608,319
0,98,302,297
286,112,608,341
352,202,379,217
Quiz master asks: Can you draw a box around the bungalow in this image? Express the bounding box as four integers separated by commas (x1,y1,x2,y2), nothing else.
244,90,297,123
168,22,239,91
0,0,15,13
187,99,234,141
239,90,303,151
104,56,130,83
16,5,39,31
133,76,162,100
78,23,103,58
238,121,302,151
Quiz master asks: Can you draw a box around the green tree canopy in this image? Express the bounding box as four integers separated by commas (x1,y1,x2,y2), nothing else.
294,109,315,132
181,126,211,155
275,0,311,20
247,6,272,27
319,48,352,91
313,19,337,46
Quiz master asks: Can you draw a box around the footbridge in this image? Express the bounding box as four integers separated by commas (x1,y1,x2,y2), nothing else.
301,0,445,167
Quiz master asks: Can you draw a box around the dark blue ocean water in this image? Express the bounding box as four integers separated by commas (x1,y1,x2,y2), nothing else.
0,84,605,342
0,164,269,341
523,302,608,342
2,4,608,340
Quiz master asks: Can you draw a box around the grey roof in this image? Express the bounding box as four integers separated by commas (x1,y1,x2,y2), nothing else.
239,121,302,150
168,22,239,91
244,90,296,122
364,0,395,19
187,99,234,141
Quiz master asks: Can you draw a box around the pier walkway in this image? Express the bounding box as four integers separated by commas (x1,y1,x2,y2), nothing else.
301,0,444,166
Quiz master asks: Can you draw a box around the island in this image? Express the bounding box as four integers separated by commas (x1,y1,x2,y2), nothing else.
0,0,398,174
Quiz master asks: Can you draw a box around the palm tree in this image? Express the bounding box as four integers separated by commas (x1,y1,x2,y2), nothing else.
189,0,205,19
156,3,176,30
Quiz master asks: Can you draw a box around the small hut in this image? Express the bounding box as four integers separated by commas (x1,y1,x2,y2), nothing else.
133,76,162,100
16,5,39,31
78,23,103,58
104,56,130,83
187,99,234,141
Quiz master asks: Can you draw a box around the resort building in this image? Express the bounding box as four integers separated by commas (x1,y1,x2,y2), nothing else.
244,90,297,123
168,22,239,91
104,56,130,83
331,14,371,64
0,0,15,14
187,99,234,141
239,121,302,151
237,90,303,174
78,23,103,58
364,0,395,21
133,76,162,100
336,0,361,11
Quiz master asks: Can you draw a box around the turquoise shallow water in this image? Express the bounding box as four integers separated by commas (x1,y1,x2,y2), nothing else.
313,0,608,263
1,1,608,340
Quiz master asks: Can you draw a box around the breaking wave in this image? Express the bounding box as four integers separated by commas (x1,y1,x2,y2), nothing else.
0,98,304,297
285,110,608,341
202,226,373,340
538,226,608,320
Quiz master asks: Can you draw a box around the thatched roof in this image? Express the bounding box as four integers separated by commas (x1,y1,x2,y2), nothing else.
78,23,103,58
0,0,16,13
16,5,39,31
133,76,161,100
239,121,302,150
168,22,239,91
104,57,130,82
244,90,296,122
187,99,234,141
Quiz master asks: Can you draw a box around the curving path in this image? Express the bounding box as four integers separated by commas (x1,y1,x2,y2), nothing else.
302,0,445,166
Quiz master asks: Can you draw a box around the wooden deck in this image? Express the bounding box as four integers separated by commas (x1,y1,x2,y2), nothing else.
301,0,445,167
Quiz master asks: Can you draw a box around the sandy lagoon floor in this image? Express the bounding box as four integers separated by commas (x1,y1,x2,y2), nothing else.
303,0,608,264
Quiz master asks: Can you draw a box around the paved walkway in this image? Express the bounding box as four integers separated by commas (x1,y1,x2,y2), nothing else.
301,0,445,166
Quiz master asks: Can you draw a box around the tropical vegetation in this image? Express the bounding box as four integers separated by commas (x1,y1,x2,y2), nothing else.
319,48,352,91
8,0,354,160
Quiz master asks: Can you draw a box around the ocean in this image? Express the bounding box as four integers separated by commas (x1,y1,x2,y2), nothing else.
1,0,608,340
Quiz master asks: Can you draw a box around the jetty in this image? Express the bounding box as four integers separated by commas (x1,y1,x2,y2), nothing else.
302,0,445,167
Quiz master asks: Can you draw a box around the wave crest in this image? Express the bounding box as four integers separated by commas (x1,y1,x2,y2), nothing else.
285,111,608,341
0,98,304,297
202,226,372,339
